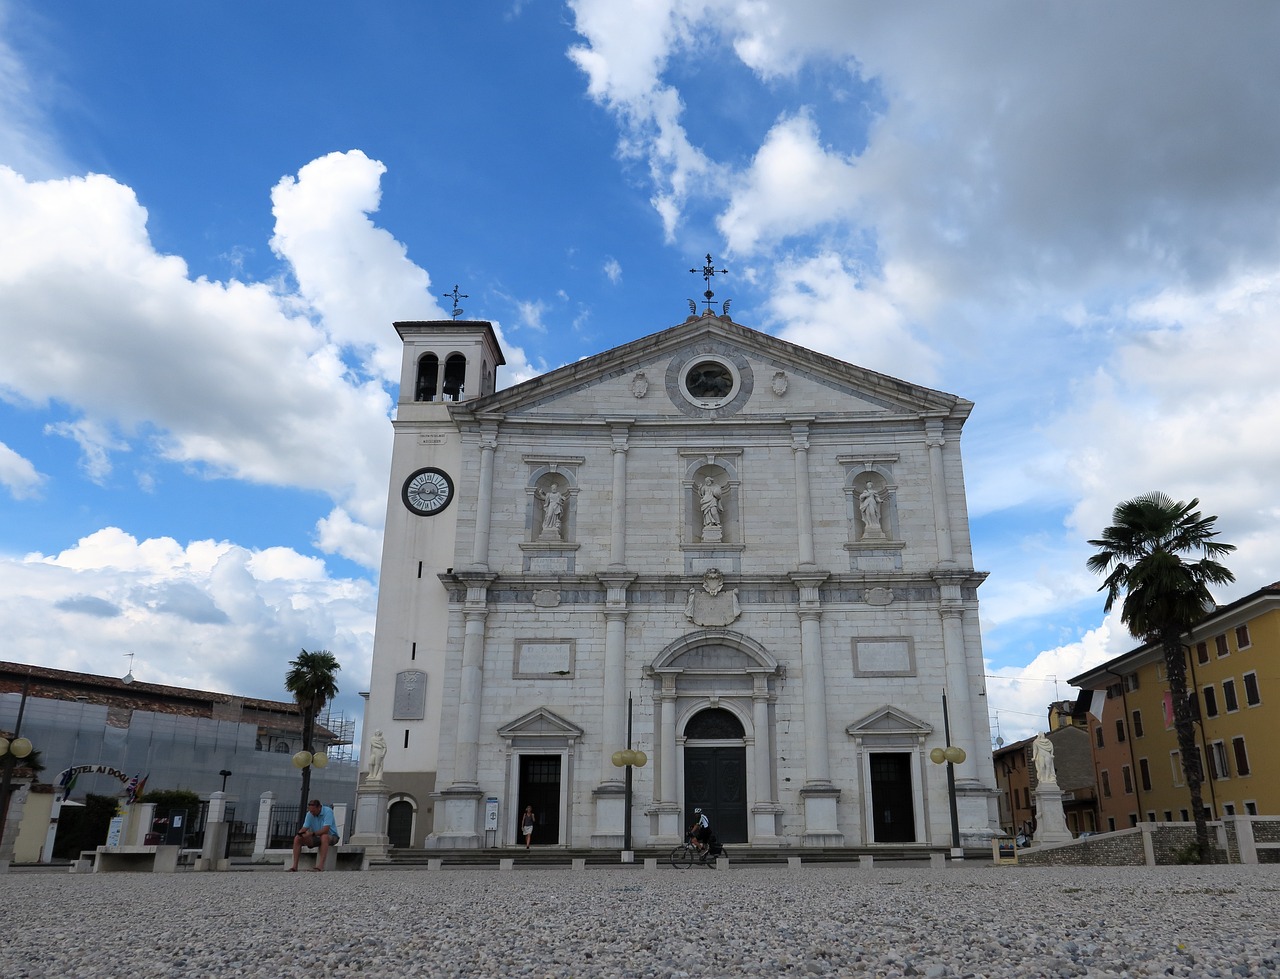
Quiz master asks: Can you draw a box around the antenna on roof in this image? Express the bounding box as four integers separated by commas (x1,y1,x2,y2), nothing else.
122,652,135,685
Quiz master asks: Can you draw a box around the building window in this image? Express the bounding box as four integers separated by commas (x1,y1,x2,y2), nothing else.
1101,770,1112,798
1245,801,1258,816
1232,736,1250,777
1139,757,1152,792
1222,678,1238,713
1214,634,1229,658
1180,809,1189,822
1107,817,1116,831
1095,725,1104,748
1208,740,1229,780
1146,811,1156,822
1132,709,1144,738
1195,641,1209,665
1163,810,1172,821
1243,671,1261,706
1128,813,1139,827
1124,673,1140,692
1235,624,1251,650
1170,750,1184,787
1115,718,1127,743
1203,685,1218,718
1223,803,1236,816
1122,765,1133,794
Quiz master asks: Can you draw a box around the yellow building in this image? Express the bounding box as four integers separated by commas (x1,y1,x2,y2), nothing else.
1070,581,1278,829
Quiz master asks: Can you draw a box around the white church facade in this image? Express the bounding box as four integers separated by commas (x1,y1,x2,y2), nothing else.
356,310,998,851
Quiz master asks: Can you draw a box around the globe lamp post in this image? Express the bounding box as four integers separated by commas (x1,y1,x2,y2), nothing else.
610,693,647,859
928,691,966,859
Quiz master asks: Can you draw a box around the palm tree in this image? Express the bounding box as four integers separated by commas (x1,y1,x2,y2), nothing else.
285,649,341,816
1087,492,1235,863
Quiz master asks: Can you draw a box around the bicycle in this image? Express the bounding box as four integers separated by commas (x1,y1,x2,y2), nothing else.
669,835,717,868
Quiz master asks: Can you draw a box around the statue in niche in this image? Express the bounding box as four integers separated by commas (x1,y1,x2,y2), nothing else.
1032,732,1058,785
698,476,725,542
535,481,567,540
858,480,886,540
367,729,387,782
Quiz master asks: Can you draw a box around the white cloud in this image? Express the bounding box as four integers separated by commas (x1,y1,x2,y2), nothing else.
0,441,43,499
3,527,375,711
985,616,1126,744
603,258,622,284
718,111,862,255
43,417,127,483
269,150,444,383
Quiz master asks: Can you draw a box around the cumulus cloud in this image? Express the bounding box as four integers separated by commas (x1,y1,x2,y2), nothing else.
0,441,44,499
2,528,376,710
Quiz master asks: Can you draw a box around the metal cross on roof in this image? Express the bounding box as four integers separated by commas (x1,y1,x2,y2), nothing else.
689,254,730,314
441,285,469,319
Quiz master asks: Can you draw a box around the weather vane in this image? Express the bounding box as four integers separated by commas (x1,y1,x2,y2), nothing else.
441,285,469,319
689,254,731,316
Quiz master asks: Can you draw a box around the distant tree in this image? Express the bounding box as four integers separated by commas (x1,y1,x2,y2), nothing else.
285,649,341,816
1087,492,1235,863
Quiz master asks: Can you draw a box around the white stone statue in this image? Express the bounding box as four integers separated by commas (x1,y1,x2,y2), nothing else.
698,477,724,528
859,483,884,534
1032,732,1057,785
535,483,566,538
367,729,387,782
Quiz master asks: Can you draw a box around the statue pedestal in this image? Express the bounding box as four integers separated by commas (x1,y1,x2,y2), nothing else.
1033,783,1072,844
348,779,391,859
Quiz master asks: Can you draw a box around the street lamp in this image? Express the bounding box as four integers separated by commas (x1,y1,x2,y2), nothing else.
0,673,35,863
610,693,647,859
929,691,966,859
219,769,232,793
291,750,329,769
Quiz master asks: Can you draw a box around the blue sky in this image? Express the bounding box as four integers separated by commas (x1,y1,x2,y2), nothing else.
3,1,1280,748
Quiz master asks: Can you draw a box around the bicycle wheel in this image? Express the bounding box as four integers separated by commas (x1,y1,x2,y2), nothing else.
670,844,694,869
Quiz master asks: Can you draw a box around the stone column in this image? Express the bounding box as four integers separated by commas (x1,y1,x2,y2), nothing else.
790,419,817,567
654,675,683,841
608,422,630,568
925,418,955,566
432,571,495,848
750,674,783,843
452,574,496,785
593,573,635,846
252,791,273,861
469,421,499,568
791,570,842,845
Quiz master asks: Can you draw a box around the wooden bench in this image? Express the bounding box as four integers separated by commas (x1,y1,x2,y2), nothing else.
94,844,181,873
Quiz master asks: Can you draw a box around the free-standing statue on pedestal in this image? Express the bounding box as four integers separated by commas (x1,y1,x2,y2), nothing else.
1031,732,1071,844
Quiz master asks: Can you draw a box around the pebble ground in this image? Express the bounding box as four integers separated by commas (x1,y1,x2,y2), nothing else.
2,863,1277,977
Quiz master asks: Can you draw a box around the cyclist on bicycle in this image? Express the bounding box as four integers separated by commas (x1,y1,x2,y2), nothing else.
689,807,711,858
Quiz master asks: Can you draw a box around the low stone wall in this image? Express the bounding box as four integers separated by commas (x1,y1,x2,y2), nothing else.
1018,827,1147,867
1019,817,1280,866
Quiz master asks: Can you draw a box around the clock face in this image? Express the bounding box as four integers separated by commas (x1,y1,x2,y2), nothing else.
402,467,455,515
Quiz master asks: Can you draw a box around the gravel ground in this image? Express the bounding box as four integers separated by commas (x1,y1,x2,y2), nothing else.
2,863,1278,978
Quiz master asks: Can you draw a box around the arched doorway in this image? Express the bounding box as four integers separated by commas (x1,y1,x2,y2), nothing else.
387,799,415,848
684,707,748,843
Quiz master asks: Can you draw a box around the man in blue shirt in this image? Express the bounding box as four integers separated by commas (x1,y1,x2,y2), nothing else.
290,799,338,871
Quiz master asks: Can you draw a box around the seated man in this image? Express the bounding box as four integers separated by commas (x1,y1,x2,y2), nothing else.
689,807,711,857
290,799,338,872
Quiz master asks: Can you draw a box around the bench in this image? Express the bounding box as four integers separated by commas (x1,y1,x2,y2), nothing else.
94,844,181,873
263,845,366,871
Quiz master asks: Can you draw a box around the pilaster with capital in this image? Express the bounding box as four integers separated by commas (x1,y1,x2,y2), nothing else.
469,420,500,569
790,419,817,567
925,417,955,566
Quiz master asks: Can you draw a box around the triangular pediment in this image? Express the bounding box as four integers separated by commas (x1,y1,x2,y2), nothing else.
846,705,933,737
498,706,584,740
454,313,967,424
